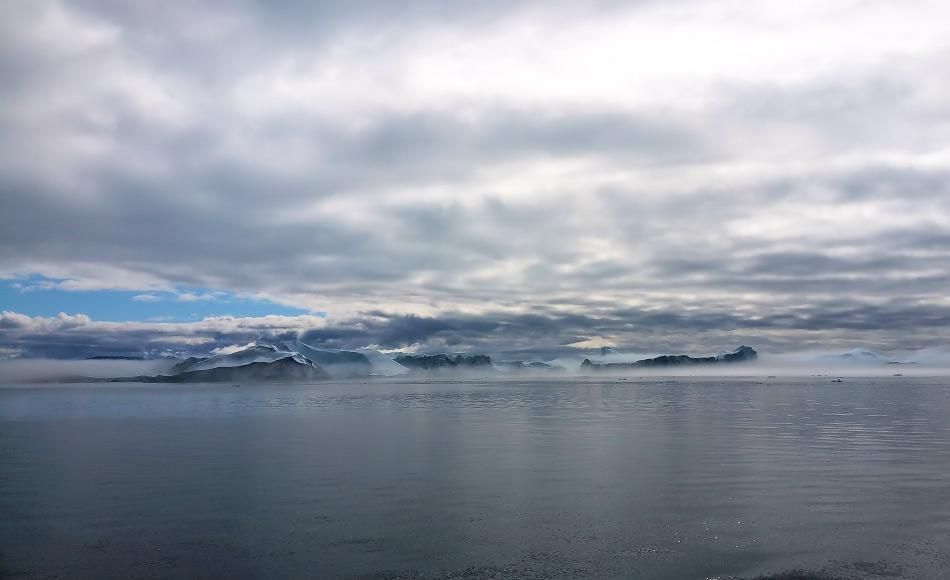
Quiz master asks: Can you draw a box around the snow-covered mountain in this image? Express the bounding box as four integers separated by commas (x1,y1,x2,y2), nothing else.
163,356,329,383
171,344,314,374
274,340,408,377
716,345,758,363
146,344,328,382
73,342,782,383
273,340,373,377
163,341,408,380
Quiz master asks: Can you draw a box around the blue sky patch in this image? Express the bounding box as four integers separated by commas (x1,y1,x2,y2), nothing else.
0,275,311,322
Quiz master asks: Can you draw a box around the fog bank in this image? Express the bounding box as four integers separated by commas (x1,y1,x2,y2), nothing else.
0,359,176,383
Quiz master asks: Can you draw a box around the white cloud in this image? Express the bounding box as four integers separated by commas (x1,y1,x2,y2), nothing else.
174,292,218,302
210,341,258,356
132,293,162,302
2,0,950,352
0,346,23,359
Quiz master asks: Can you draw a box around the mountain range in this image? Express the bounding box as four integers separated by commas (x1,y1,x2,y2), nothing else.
581,345,758,370
85,343,760,383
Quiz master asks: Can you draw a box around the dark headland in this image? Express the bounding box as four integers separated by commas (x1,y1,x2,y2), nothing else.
581,345,757,370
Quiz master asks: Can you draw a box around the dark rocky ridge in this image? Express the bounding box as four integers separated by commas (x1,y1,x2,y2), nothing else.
170,356,208,374
112,357,330,383
582,346,757,370
395,353,494,371
495,360,562,372
275,340,375,376
65,344,759,383
718,345,758,363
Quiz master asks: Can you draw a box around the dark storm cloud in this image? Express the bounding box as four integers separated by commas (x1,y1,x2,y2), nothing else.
7,293,950,360
2,0,950,355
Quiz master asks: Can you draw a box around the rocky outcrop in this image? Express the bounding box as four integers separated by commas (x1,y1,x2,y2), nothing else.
274,340,374,376
394,353,495,372
394,353,458,370
496,360,562,372
123,357,330,383
105,344,329,383
582,346,757,371
170,356,208,374
716,345,757,363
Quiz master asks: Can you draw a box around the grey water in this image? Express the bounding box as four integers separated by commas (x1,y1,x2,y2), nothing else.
2,377,950,579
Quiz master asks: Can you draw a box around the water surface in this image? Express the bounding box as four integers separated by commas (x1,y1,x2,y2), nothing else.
2,377,950,578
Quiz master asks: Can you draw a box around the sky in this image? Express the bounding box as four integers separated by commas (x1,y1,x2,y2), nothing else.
2,0,950,359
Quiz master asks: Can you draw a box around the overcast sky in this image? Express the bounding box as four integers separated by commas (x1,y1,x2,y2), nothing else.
2,0,950,359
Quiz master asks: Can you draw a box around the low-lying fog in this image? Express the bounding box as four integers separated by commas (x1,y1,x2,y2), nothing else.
0,359,176,383
2,351,950,383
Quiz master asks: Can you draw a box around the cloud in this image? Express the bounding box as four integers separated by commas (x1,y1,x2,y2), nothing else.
175,292,218,302
0,310,332,359
5,299,950,361
0,346,22,360
132,293,162,302
2,0,950,353
210,341,257,356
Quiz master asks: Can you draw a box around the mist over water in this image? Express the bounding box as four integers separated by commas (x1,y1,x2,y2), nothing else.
2,377,949,579
7,346,950,384
0,359,175,383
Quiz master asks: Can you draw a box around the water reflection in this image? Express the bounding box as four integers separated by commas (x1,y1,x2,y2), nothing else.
1,377,949,578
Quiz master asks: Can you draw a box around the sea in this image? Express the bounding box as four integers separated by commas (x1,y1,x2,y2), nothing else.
1,376,949,579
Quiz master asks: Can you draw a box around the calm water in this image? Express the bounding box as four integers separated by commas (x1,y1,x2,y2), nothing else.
2,377,950,579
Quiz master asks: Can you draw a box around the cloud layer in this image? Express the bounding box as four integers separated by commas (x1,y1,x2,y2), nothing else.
2,0,950,357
